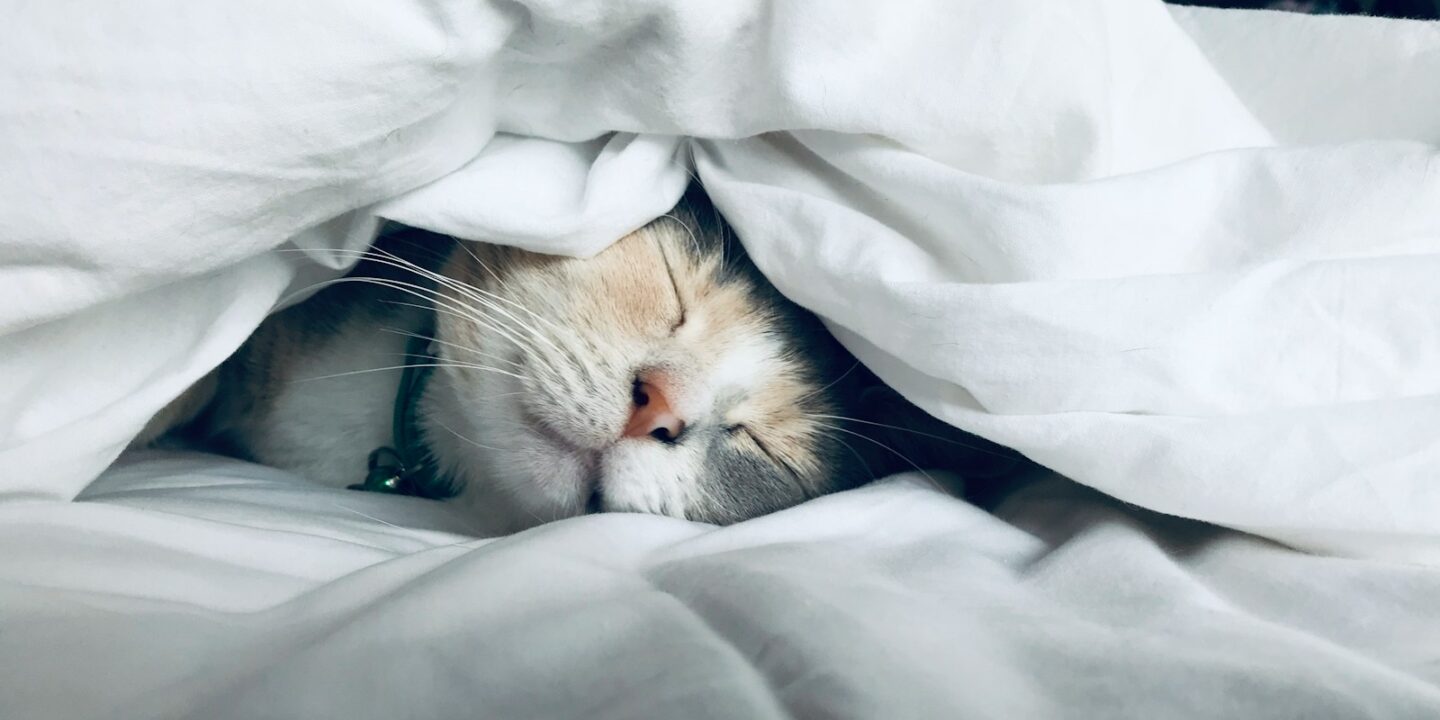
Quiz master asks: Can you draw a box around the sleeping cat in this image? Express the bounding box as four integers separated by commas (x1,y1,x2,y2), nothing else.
140,187,1018,534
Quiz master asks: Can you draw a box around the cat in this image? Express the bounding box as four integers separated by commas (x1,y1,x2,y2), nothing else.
139,186,1020,534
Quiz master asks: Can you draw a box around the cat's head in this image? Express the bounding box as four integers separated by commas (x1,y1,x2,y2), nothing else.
416,188,1015,532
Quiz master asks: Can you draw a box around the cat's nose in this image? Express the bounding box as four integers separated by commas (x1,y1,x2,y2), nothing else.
625,376,686,443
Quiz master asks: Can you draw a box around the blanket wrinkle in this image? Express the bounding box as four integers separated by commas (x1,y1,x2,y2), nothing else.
5,455,1440,716
4,1,1440,715
637,570,794,720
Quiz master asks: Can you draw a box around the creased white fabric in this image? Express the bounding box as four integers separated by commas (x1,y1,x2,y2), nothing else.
3,0,1437,559
2,454,1438,719
2,1,1440,711
4,6,1440,714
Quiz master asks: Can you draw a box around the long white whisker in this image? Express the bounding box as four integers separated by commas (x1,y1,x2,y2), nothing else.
364,247,568,355
379,297,541,359
393,356,528,383
364,276,550,363
291,248,552,358
825,432,875,482
378,328,523,370
806,413,1017,461
810,421,946,492
277,245,567,350
340,270,544,355
661,212,704,257
282,248,593,408
795,360,862,405
293,362,527,384
443,240,570,337
284,274,501,345
428,415,510,454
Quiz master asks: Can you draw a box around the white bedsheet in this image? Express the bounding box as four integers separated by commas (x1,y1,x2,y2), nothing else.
3,0,1439,559
2,452,1437,719
3,1,1440,716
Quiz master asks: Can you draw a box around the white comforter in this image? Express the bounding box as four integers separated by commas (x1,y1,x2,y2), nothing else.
1,453,1435,719
2,0,1439,717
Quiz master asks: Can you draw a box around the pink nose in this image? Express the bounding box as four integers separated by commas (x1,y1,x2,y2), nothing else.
624,378,686,443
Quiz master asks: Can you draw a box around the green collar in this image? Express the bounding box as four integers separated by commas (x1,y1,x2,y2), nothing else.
350,333,456,500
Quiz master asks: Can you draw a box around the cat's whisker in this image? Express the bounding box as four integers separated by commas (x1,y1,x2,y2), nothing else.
271,274,404,309
428,415,511,454
367,244,552,330
412,360,531,386
805,413,1019,461
795,360,862,405
365,276,550,361
305,248,555,359
292,362,527,384
377,328,523,370
363,247,569,356
452,295,556,358
449,293,560,359
356,367,527,404
443,241,573,338
451,238,505,285
325,249,597,410
809,420,945,493
382,297,543,360
325,500,410,532
661,212,704,257
424,283,551,354
711,202,733,275
445,299,550,362
393,353,520,377
819,432,876,487
308,274,500,340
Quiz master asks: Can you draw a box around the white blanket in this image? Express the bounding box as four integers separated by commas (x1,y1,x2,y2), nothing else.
3,453,1438,719
3,1,1438,559
3,1,1440,716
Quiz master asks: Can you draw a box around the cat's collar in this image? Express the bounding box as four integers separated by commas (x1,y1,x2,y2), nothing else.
350,333,456,500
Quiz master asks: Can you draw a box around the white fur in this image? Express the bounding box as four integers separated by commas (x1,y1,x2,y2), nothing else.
600,440,705,517
425,364,597,532
250,329,408,489
710,336,777,392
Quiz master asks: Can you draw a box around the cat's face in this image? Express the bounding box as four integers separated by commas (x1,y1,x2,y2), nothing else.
419,198,869,532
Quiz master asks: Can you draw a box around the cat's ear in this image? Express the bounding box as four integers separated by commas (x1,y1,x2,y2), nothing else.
846,382,1030,498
